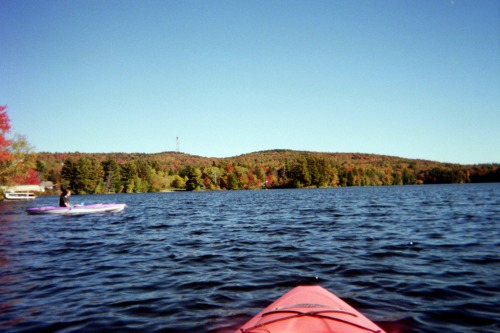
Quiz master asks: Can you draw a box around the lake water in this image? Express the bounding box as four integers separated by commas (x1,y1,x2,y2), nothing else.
0,184,499,333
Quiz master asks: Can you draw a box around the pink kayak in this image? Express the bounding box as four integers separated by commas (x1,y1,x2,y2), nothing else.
236,286,386,333
26,203,127,215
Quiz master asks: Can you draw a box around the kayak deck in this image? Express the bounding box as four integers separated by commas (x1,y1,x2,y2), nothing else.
26,203,127,215
237,286,385,333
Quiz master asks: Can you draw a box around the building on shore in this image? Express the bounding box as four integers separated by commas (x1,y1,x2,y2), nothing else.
1,181,54,194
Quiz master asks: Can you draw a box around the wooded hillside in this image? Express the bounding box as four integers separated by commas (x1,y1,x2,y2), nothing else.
32,150,499,194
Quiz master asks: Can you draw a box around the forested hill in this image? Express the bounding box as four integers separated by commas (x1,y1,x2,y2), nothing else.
32,149,499,194
37,149,454,169
228,150,438,167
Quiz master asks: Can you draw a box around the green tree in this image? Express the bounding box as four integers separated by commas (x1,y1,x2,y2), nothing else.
60,158,77,190
291,158,311,188
102,158,123,193
326,164,339,187
121,162,138,193
135,160,154,189
346,169,355,186
36,160,48,180
254,166,265,182
402,168,416,185
185,166,202,191
170,174,185,189
307,157,321,187
74,157,103,194
226,172,239,190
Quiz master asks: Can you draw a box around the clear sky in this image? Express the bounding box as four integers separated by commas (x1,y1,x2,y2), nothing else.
1,0,499,164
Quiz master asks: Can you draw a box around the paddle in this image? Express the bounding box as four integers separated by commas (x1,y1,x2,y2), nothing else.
63,204,73,214
65,202,84,214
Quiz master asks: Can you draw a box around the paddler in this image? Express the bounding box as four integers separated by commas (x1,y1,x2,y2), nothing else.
59,188,80,208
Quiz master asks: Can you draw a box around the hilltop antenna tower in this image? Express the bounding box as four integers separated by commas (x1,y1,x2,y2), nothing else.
176,137,180,153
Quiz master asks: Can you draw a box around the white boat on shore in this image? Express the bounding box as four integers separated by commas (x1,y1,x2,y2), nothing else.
4,191,37,201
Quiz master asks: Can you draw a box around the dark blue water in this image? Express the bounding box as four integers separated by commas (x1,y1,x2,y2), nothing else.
1,184,499,333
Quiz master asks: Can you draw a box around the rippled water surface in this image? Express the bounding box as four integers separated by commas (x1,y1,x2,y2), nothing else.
1,184,499,333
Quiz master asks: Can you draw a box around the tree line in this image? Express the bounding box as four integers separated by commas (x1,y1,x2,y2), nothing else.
32,152,500,194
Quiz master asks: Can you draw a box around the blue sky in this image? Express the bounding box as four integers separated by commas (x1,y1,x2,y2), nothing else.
1,0,499,164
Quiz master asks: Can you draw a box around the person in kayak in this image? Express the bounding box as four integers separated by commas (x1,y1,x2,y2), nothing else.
59,189,80,208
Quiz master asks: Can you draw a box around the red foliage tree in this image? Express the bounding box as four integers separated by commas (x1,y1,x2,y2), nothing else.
265,173,274,187
0,105,12,161
10,168,41,185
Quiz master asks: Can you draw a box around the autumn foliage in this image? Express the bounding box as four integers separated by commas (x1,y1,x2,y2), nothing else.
10,168,41,185
32,150,499,194
0,105,12,161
